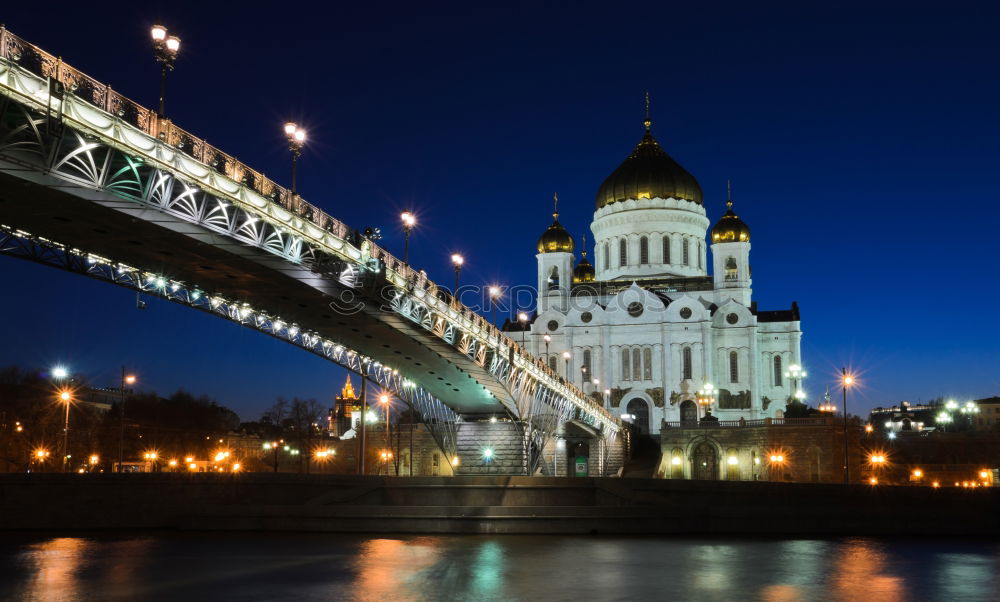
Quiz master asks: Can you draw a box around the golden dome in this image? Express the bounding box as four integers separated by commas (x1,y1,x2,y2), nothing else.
572,235,596,283
596,115,703,209
537,193,574,254
711,198,751,244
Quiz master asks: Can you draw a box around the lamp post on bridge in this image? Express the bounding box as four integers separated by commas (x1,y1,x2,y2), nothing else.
488,286,502,328
401,211,416,265
283,123,306,197
451,253,464,299
517,311,529,346
562,351,571,381
543,334,551,366
150,25,180,119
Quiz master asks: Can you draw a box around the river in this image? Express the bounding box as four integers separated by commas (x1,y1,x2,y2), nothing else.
0,533,997,601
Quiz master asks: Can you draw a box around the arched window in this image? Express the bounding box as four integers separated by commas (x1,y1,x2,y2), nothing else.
729,350,739,383
632,348,641,381
621,348,630,381
662,236,671,264
619,239,627,267
697,241,702,269
682,239,690,266
548,356,557,371
725,257,738,281
682,347,692,380
603,243,610,271
643,348,653,380
639,236,649,265
583,349,592,374
548,266,559,290
774,356,782,387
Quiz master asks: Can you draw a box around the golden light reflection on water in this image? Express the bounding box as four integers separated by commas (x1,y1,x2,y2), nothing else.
833,539,906,601
760,583,806,602
24,537,88,600
351,537,444,601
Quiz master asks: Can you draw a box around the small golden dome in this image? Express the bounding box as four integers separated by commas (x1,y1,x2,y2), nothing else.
596,110,702,209
537,193,574,254
711,198,751,244
573,235,596,283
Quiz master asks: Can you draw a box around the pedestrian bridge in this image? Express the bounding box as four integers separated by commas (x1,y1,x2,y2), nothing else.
0,27,623,475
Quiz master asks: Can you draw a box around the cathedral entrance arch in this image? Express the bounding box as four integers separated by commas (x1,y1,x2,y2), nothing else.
680,399,698,424
626,398,650,435
692,441,718,480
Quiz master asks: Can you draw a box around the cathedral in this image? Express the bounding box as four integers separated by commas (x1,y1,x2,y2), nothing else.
520,111,802,436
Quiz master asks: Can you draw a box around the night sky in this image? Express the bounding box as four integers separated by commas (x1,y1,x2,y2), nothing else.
2,2,998,420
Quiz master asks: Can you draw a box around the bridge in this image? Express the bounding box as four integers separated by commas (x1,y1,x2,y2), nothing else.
0,27,624,476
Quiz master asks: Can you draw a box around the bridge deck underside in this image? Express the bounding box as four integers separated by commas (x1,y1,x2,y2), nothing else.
0,165,509,414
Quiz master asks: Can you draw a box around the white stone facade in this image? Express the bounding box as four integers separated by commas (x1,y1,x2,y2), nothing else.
523,195,802,435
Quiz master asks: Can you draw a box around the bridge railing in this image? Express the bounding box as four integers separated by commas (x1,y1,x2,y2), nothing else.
0,26,619,431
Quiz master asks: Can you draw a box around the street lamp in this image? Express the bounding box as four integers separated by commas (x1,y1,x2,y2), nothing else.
785,364,807,402
517,311,529,347
58,390,72,472
52,366,68,380
401,211,416,264
768,453,786,481
543,334,551,366
489,286,502,327
119,369,136,473
379,393,392,473
451,253,464,297
696,382,717,421
283,123,307,197
150,24,181,118
841,367,855,484
562,351,571,380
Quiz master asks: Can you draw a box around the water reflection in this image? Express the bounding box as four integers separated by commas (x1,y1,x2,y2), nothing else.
24,537,88,600
0,534,996,601
832,538,906,600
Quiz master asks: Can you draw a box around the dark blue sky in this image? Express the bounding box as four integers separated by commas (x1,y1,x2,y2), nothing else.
2,1,998,419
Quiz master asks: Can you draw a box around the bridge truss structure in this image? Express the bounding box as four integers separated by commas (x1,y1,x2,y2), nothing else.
0,27,622,474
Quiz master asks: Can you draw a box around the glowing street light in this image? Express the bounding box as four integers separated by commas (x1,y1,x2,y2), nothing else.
58,389,73,472
401,211,416,264
818,386,837,414
543,333,552,365
489,286,502,327
150,24,181,117
451,253,464,295
841,367,856,485
283,123,307,196
379,393,392,463
696,382,717,421
517,311,529,346
119,369,137,473
562,350,571,379
784,364,807,402
51,366,69,380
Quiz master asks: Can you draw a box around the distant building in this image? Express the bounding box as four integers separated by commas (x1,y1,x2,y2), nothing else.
972,397,1000,431
868,402,935,434
331,376,362,437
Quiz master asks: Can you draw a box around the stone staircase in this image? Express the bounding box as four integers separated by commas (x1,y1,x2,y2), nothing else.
454,421,525,475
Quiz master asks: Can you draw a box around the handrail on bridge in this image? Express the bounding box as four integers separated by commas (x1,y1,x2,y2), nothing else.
0,26,617,430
